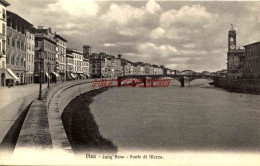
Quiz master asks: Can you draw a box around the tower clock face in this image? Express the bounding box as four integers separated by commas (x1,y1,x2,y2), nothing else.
230,44,235,49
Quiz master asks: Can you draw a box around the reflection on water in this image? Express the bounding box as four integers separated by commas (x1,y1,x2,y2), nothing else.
90,79,260,152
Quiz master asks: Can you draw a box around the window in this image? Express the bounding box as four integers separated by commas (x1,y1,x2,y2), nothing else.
11,56,14,65
2,40,5,53
16,57,19,66
17,41,20,49
2,23,5,35
21,42,24,51
6,55,9,64
2,9,6,21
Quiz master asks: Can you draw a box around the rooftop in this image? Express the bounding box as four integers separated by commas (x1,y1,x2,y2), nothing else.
55,34,68,42
7,10,33,27
244,41,260,47
0,0,10,6
67,48,83,55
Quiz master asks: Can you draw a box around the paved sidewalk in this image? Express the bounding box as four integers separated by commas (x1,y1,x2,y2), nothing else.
0,84,48,110
0,83,48,144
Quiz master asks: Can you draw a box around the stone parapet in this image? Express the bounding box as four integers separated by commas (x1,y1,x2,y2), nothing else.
12,79,99,162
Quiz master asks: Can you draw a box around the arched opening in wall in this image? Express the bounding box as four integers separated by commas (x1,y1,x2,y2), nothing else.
44,73,47,83
16,73,19,84
20,74,23,84
34,74,39,83
1,73,5,87
50,73,56,83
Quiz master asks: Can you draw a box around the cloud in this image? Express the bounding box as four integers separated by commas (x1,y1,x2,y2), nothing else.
103,43,116,47
7,0,260,72
137,42,178,58
160,5,212,29
150,27,165,39
146,0,162,14
101,3,145,26
47,0,99,17
182,43,196,49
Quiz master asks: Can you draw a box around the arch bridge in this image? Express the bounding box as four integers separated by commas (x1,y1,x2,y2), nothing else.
117,74,217,87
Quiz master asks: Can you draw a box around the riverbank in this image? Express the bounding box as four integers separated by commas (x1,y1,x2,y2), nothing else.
213,78,260,95
61,87,117,154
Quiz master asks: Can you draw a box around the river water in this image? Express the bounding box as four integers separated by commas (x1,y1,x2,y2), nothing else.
89,79,260,152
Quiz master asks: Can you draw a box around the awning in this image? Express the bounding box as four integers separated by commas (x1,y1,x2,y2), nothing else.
7,69,20,82
66,74,72,79
5,71,14,80
45,72,51,79
70,73,76,79
79,74,84,77
52,71,60,77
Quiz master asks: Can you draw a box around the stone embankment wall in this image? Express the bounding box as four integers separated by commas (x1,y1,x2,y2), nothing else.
214,78,260,94
13,79,98,159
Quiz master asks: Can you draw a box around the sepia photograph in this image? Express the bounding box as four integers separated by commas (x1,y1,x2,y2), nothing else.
0,0,260,165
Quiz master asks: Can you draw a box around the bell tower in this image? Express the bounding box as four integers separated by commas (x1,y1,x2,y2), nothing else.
83,45,92,59
228,24,236,51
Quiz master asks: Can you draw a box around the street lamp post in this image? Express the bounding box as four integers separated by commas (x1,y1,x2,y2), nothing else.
47,62,51,88
38,50,44,100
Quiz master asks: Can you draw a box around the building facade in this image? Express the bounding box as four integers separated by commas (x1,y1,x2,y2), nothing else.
6,10,32,85
25,27,35,84
90,52,105,78
55,34,67,82
0,0,10,87
82,58,90,79
121,58,133,76
111,55,123,77
243,42,260,79
67,48,84,79
66,53,75,80
144,63,154,75
133,62,145,75
153,65,163,75
34,26,57,83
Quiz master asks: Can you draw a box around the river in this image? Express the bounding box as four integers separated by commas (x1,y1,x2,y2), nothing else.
89,79,260,152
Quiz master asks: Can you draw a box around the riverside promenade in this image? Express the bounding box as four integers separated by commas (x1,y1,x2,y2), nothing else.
0,79,104,165
0,84,47,146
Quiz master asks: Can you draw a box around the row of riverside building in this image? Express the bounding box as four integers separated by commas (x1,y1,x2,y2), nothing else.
85,50,165,78
0,0,171,87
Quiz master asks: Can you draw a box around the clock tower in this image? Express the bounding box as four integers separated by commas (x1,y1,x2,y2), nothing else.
226,24,245,78
228,24,236,51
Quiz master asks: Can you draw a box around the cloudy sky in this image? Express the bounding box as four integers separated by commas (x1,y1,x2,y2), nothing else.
8,0,260,72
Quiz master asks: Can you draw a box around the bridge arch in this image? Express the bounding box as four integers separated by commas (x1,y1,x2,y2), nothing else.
118,74,217,87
